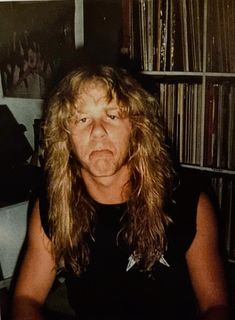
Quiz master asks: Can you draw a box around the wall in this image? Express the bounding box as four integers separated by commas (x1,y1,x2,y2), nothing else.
0,86,43,148
84,0,122,65
0,0,84,285
0,0,84,148
0,201,28,281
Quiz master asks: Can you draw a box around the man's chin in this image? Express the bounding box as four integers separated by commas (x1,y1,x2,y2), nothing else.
88,160,116,177
89,168,116,178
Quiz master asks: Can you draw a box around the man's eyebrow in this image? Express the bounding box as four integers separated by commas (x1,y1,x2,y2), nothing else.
75,109,84,114
105,106,119,111
76,109,88,113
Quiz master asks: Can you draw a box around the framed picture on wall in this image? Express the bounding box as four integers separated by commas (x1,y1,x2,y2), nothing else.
0,0,75,99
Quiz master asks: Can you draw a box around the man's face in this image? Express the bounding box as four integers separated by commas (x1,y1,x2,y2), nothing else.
69,82,132,179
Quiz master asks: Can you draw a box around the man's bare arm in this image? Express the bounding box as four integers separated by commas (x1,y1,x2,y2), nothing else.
11,200,56,320
186,192,230,320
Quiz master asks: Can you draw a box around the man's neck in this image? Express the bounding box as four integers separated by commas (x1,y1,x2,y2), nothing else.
81,168,131,204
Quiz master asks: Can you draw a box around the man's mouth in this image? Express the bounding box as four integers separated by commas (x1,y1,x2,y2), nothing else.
90,149,113,158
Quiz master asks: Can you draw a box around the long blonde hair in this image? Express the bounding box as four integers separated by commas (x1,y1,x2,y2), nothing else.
42,65,174,275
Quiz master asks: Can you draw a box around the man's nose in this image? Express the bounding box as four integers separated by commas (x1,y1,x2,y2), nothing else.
90,119,107,138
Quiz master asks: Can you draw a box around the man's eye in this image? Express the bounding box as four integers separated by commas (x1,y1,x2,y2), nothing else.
108,114,117,120
79,117,87,123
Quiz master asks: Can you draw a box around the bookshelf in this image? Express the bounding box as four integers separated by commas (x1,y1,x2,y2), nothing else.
120,0,235,263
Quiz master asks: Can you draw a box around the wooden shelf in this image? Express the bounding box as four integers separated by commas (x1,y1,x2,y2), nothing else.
180,164,235,176
122,0,235,262
141,71,235,78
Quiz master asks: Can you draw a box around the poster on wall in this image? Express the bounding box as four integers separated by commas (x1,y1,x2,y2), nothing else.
0,0,75,99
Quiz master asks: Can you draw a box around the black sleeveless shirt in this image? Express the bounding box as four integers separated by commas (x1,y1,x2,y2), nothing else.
40,171,205,320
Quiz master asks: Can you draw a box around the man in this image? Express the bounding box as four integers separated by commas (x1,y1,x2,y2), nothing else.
12,65,229,319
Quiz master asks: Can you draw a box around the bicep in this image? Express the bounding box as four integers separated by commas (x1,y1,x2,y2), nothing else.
186,192,228,313
13,200,56,305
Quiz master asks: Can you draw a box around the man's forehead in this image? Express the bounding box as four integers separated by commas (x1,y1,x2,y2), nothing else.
80,80,108,99
76,81,118,111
